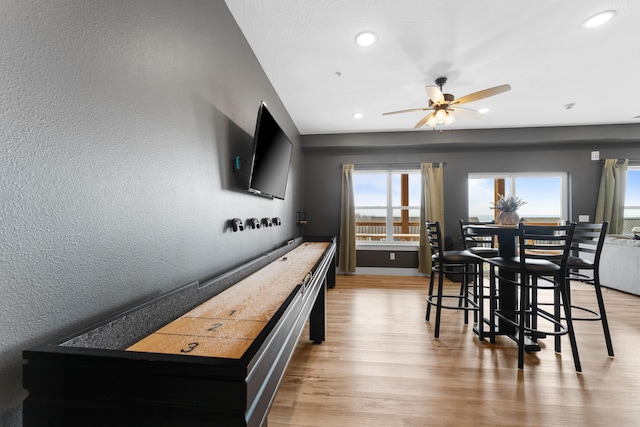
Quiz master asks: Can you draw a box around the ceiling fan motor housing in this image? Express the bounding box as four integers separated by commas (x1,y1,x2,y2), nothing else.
429,93,455,107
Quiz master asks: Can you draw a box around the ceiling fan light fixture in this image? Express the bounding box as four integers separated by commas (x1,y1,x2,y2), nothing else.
444,112,455,125
435,109,446,123
581,10,616,29
427,115,438,128
355,31,377,46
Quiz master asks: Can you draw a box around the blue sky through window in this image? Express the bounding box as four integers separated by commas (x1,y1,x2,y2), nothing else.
469,175,563,221
353,173,387,207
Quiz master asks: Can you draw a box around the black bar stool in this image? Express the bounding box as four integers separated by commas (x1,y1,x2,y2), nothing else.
425,221,484,339
486,223,582,372
460,220,499,326
562,221,614,357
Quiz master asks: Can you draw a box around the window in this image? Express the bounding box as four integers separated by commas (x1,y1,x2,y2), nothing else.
353,170,420,243
624,166,640,233
468,173,568,224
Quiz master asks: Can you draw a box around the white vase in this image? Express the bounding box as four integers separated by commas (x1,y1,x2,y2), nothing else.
497,211,520,226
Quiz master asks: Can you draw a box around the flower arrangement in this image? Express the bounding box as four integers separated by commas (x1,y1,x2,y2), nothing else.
491,194,526,212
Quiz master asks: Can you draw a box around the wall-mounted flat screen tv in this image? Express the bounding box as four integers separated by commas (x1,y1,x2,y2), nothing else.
248,102,293,200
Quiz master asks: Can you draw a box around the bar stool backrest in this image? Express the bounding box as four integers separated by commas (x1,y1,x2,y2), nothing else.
426,221,444,259
518,223,576,271
459,219,496,250
570,222,609,268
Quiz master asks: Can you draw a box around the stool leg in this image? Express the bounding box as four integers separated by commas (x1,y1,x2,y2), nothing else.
434,270,445,339
530,277,538,345
593,274,614,357
555,280,564,353
517,275,528,370
488,264,497,344
426,269,435,321
477,261,484,341
462,266,469,325
559,274,582,372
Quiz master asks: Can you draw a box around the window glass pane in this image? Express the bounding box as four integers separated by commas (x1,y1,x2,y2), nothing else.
624,168,640,233
625,169,640,216
353,173,387,206
391,208,419,242
391,172,420,207
391,173,401,206
355,208,386,241
469,174,565,225
514,177,561,222
408,173,421,207
468,178,499,221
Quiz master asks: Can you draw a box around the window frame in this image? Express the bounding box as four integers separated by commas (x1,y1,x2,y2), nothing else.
353,169,420,249
468,172,569,223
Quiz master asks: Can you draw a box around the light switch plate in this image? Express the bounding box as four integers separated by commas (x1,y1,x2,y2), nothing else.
591,151,600,161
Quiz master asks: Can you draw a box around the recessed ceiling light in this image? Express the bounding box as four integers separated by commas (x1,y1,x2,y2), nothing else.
581,10,616,29
355,31,377,47
478,108,490,114
352,112,364,119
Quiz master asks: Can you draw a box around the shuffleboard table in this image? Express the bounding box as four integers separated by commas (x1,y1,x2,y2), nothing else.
23,236,336,427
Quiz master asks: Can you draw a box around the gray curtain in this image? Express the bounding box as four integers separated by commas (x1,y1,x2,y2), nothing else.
418,163,445,273
595,159,628,234
339,164,356,272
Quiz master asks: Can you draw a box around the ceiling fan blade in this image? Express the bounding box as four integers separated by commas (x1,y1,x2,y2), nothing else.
451,84,511,106
425,85,444,105
450,107,481,118
414,112,435,129
382,107,429,115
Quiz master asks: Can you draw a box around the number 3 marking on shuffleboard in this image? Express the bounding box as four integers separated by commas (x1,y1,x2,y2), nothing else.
180,342,199,353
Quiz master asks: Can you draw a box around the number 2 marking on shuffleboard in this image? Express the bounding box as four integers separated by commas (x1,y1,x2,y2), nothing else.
207,323,223,332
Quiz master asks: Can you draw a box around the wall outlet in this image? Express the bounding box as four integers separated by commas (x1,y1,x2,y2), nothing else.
389,252,395,261
579,215,590,222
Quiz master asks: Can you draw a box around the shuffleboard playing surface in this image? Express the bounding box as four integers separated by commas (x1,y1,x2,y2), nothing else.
126,242,329,359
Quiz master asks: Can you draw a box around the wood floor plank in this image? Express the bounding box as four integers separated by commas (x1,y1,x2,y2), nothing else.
268,274,640,426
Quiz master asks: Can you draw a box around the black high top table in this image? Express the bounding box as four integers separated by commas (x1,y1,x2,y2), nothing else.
467,224,541,352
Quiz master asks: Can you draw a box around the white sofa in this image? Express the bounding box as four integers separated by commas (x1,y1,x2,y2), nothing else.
599,235,640,296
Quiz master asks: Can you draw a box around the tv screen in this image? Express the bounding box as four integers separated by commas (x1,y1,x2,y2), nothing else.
248,102,293,200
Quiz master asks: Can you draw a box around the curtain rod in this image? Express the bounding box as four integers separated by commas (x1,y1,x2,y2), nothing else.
338,162,445,169
599,159,639,164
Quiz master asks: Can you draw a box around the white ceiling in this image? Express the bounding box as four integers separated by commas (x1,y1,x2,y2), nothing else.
226,0,640,135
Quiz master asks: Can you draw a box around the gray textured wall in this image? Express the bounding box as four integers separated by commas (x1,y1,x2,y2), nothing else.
302,128,640,245
0,2,303,425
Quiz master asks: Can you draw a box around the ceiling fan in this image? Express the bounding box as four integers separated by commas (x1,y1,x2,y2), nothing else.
383,77,511,129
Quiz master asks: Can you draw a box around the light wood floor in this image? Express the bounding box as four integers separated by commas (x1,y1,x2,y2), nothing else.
268,275,640,427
